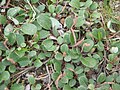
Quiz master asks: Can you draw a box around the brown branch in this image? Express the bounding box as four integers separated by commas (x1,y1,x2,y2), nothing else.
55,73,65,90
73,37,84,47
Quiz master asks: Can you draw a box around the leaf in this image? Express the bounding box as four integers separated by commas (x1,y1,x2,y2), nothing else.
18,57,30,67
52,72,60,81
0,14,6,24
42,39,53,49
50,17,62,29
63,85,73,90
28,75,36,84
39,30,50,39
116,76,120,83
1,71,10,81
78,76,88,86
110,47,118,53
64,55,71,62
60,44,69,53
0,42,7,51
75,17,85,27
7,7,20,17
53,60,61,72
78,85,87,90
37,14,52,30
55,5,62,13
34,60,43,68
21,23,37,35
84,0,93,8
60,76,69,84
75,67,83,74
7,33,16,45
92,28,106,40
107,20,116,33
28,51,37,57
97,73,106,83
65,69,73,79
11,83,24,90
81,57,97,68
112,84,120,90
69,0,80,9
16,34,25,46
91,11,101,19
55,52,63,60
69,79,76,87
37,5,45,12
48,5,55,13
82,39,94,52
0,63,6,73
31,0,39,3
9,65,16,73
65,16,73,29
4,24,13,36
90,2,98,10
97,41,104,51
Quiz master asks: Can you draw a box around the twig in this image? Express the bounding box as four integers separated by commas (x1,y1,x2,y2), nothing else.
55,73,65,90
46,65,51,84
11,66,34,79
0,0,11,8
3,39,9,50
60,2,67,14
73,37,84,47
70,16,78,44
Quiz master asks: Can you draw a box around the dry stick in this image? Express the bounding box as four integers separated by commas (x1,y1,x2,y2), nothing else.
109,31,120,38
11,66,34,79
55,73,65,90
73,37,84,47
46,65,51,84
3,39,9,50
60,2,67,14
0,0,11,8
70,17,78,44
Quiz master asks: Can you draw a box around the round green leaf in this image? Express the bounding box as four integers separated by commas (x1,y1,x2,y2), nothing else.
64,55,71,62
37,14,52,30
75,17,85,27
55,52,63,60
28,51,37,57
69,79,76,87
97,73,106,83
11,83,24,90
21,23,37,35
65,16,73,29
16,34,25,46
1,71,10,81
42,39,53,49
9,65,16,73
0,63,6,73
18,56,30,67
60,44,69,53
0,14,6,24
82,39,94,52
48,5,55,13
116,76,120,83
34,60,43,68
4,24,13,36
63,85,73,90
7,7,20,17
81,57,97,68
7,33,16,45
28,75,36,84
90,2,98,10
69,0,80,9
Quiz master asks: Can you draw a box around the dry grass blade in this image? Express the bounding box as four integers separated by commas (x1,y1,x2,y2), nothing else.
73,37,84,47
